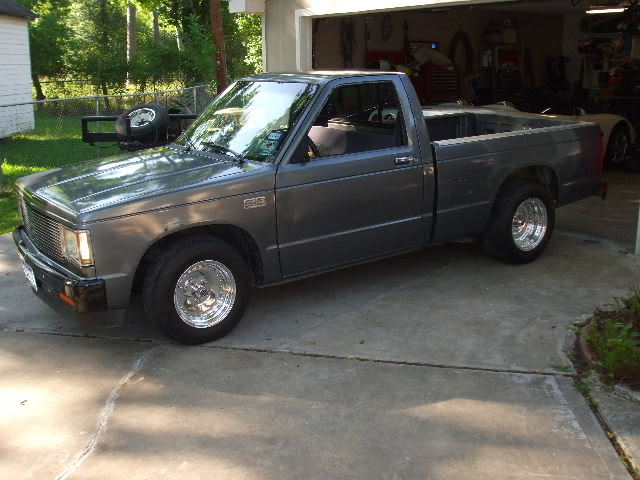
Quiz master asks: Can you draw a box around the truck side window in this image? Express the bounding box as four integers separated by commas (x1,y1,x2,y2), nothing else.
306,81,408,158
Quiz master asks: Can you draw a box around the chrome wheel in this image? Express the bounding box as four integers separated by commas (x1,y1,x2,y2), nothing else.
173,260,236,328
511,198,548,251
129,107,157,128
609,130,629,164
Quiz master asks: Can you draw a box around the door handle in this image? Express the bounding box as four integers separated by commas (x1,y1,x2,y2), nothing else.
394,156,415,166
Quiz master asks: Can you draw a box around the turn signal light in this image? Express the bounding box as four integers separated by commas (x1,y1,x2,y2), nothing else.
58,292,76,307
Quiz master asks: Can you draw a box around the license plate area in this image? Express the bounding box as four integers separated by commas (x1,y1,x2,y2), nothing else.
20,257,38,291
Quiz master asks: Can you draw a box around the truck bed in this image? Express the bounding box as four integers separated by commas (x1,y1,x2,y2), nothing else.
423,108,602,243
423,108,574,142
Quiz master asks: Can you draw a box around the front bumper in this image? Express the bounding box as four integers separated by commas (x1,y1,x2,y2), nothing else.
13,226,107,313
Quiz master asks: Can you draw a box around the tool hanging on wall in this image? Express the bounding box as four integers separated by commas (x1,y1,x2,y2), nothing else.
312,19,320,69
381,14,392,43
340,18,356,68
448,30,474,75
364,15,372,65
523,48,534,87
402,20,411,65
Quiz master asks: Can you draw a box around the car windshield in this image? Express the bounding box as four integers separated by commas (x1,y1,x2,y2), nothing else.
175,80,318,162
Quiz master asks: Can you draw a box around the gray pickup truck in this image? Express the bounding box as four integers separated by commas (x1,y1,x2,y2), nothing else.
13,71,603,344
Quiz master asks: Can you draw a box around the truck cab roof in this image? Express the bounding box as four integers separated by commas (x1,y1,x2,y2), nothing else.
240,71,406,85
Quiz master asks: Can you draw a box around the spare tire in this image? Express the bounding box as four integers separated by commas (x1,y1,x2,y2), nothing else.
115,104,169,139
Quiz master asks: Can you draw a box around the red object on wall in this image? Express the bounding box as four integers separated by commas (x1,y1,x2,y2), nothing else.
366,50,404,69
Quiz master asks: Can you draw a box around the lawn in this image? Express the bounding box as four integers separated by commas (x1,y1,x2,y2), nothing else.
0,110,119,234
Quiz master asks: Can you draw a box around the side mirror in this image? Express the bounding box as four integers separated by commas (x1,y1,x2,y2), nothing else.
573,107,587,116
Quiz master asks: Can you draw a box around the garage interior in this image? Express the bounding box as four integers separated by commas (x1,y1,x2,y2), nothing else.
311,0,640,134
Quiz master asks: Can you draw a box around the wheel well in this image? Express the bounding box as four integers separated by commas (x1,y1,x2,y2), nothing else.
132,224,263,292
498,166,559,204
607,121,630,148
613,121,629,134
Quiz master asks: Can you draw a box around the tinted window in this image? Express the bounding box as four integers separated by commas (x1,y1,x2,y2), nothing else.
306,81,407,158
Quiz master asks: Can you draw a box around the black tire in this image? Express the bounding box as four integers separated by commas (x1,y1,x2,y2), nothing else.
483,181,555,264
142,236,252,345
115,104,169,139
605,123,630,167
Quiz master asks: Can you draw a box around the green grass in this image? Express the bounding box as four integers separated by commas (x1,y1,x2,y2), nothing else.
0,193,19,234
0,110,119,234
584,290,640,386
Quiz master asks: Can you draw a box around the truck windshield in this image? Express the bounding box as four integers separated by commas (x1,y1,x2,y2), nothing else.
175,80,318,162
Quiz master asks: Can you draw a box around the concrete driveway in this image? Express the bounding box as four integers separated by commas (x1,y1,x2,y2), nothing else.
1,172,639,479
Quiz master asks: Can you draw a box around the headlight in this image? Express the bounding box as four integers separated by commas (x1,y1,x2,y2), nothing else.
62,228,94,266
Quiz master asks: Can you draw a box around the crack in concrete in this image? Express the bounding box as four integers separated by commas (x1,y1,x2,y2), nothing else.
2,327,574,378
204,343,578,378
54,345,162,480
575,378,640,480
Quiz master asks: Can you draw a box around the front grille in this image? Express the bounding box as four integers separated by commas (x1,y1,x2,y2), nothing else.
19,195,65,264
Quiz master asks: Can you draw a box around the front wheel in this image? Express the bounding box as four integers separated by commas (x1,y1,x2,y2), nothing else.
483,181,555,264
142,237,251,345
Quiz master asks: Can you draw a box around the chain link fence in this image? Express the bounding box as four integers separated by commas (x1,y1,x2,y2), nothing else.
0,84,216,191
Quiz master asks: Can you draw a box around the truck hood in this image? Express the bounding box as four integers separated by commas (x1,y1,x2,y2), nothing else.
17,146,272,224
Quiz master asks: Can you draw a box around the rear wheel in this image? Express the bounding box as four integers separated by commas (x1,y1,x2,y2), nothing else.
483,181,555,264
605,124,630,166
142,236,251,344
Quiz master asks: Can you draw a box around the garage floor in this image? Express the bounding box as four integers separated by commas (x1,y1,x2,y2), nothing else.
0,172,638,479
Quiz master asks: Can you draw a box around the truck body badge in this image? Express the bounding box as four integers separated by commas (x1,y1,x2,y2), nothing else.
244,196,267,210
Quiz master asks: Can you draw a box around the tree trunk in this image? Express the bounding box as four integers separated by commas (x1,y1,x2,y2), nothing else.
153,11,161,45
175,25,183,51
127,1,137,85
100,81,111,110
209,0,228,91
32,74,45,100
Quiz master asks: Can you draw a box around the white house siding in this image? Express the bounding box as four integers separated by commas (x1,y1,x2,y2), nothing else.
0,14,34,138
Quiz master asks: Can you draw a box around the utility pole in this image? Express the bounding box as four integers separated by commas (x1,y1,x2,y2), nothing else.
209,0,228,91
126,1,137,86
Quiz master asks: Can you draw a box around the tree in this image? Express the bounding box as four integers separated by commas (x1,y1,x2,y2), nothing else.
126,1,137,85
21,0,263,96
19,0,73,99
152,10,160,45
69,0,127,95
227,12,262,78
209,0,227,90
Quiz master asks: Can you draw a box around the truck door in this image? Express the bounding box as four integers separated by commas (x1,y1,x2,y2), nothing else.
275,78,424,277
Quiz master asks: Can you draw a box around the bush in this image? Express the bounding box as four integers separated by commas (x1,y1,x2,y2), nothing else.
585,290,640,384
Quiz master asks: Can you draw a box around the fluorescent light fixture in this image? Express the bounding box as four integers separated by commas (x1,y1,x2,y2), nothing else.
586,7,626,14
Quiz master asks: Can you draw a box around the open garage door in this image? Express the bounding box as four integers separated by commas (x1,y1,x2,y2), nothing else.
310,0,591,109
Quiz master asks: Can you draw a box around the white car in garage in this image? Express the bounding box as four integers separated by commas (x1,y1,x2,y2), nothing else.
487,102,635,167
369,102,635,166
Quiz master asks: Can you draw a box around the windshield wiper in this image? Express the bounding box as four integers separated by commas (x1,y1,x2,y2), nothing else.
183,138,198,151
200,142,245,164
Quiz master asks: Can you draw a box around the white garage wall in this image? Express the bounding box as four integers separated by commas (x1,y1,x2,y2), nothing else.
0,14,34,138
